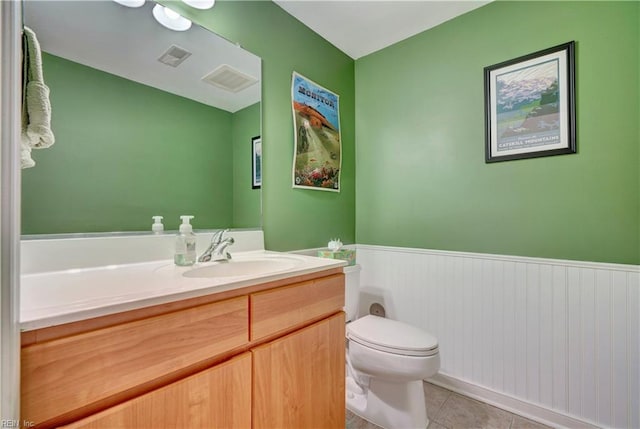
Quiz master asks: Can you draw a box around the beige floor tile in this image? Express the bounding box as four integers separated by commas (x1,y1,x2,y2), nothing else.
346,382,551,429
427,421,448,429
510,415,553,429
434,393,514,429
424,382,452,419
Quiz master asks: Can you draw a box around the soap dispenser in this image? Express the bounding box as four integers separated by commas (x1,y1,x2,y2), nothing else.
174,215,196,266
152,216,164,234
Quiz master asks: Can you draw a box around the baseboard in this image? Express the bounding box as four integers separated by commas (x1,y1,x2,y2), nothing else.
429,373,601,429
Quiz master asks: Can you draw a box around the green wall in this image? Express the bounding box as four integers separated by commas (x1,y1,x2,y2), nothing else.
27,2,635,263
22,53,234,233
232,102,261,228
163,0,356,251
355,1,639,264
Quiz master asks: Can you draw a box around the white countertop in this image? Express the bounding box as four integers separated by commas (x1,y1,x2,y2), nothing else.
21,251,346,331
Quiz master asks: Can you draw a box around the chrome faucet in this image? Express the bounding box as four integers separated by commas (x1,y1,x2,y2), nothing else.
198,229,234,263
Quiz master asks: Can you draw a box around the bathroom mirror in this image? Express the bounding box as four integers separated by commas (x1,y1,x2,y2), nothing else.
21,0,262,234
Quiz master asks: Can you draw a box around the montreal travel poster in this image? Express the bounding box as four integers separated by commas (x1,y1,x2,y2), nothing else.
291,72,341,192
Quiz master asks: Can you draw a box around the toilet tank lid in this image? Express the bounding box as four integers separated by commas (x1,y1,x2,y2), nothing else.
347,315,438,353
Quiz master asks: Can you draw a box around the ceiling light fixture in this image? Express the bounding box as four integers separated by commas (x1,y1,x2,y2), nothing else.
152,4,192,31
113,0,145,7
182,0,215,10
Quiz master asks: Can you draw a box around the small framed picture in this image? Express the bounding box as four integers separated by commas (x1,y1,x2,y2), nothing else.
484,41,576,163
252,136,262,189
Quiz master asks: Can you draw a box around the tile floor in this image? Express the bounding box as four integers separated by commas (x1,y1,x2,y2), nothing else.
346,382,553,429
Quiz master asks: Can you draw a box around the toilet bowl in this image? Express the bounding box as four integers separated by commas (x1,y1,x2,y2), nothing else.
344,265,440,429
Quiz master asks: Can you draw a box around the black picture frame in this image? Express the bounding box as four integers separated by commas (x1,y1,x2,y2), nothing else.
484,41,576,163
252,136,261,189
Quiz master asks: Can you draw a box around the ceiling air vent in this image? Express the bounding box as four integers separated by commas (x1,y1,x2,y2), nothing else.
157,45,192,67
201,64,258,93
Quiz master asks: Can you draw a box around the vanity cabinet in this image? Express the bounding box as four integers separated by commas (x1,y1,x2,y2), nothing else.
21,269,345,429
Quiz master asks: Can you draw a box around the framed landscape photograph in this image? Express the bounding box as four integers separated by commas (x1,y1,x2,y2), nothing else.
484,41,576,163
252,136,261,189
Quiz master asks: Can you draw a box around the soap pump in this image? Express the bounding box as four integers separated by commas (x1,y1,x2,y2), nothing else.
152,216,164,234
174,215,196,266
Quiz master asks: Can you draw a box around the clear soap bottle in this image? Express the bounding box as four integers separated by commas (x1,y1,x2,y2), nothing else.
174,215,196,266
152,216,164,234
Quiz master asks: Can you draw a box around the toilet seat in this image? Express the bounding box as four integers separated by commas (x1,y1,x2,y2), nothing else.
347,315,439,357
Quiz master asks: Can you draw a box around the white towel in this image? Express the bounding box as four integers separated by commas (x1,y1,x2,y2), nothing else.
21,26,54,169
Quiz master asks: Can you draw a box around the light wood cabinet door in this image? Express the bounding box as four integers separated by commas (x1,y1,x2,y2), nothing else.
61,353,252,429
252,312,345,429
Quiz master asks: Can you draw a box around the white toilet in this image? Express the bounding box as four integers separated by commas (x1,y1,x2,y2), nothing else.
344,265,440,429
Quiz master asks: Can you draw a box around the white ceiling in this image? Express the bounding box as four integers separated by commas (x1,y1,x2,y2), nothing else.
274,0,491,59
23,0,261,113
23,0,490,112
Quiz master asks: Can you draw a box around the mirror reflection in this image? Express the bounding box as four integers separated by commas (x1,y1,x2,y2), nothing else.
22,0,262,234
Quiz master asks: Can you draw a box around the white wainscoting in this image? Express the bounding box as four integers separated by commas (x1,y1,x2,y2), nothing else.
356,245,639,429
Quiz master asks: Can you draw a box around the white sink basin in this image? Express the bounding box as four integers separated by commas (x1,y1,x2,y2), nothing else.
183,256,300,278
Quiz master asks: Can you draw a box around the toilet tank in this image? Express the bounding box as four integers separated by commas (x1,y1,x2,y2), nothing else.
343,264,361,322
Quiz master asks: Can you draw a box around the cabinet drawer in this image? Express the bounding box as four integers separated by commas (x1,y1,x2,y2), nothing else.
22,296,248,427
250,273,344,341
